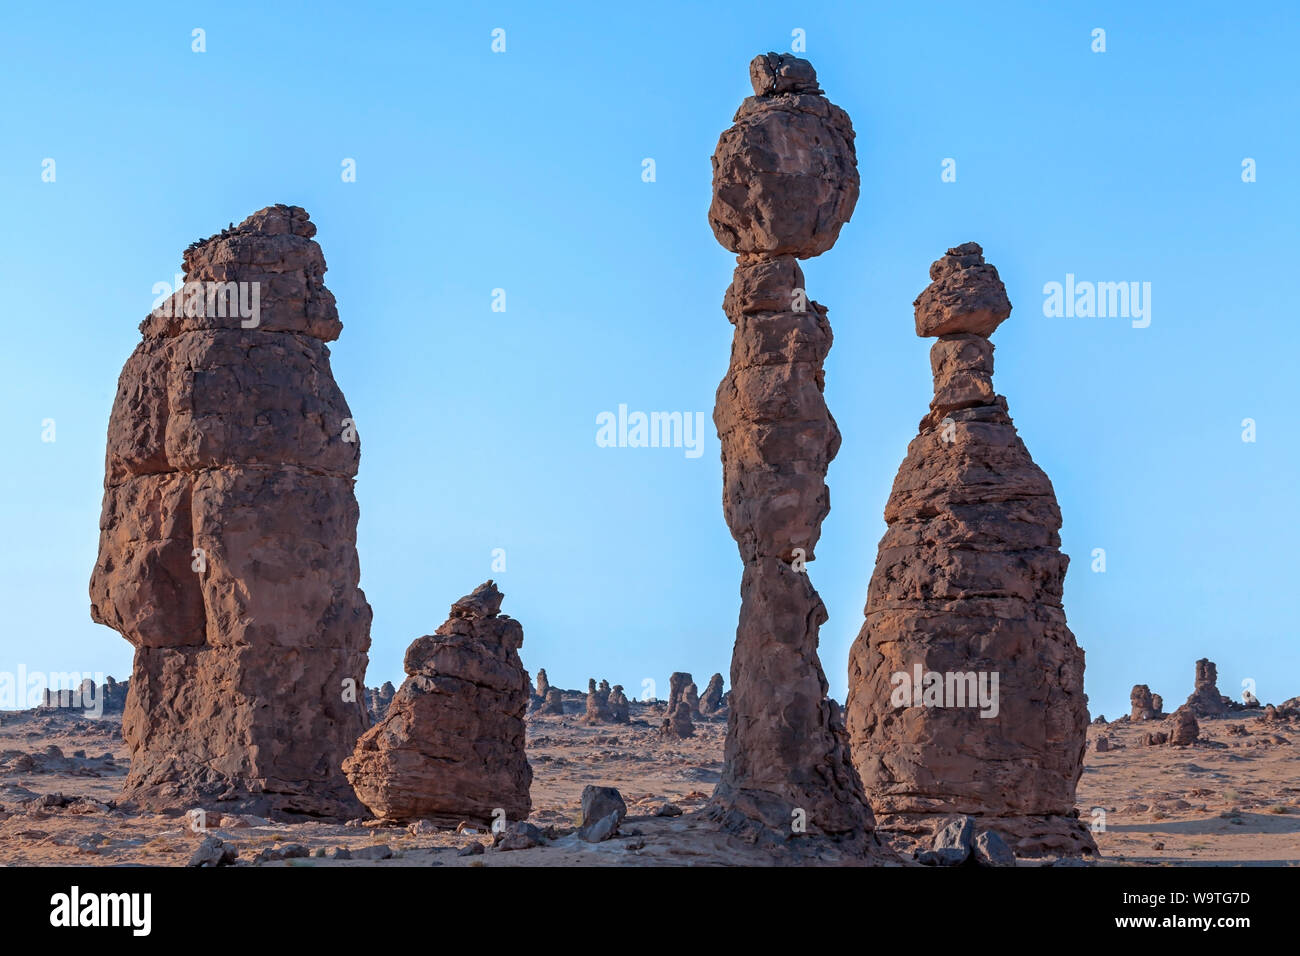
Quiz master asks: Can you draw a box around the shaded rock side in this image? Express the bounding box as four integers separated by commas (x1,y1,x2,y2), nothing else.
343,581,532,826
88,204,371,819
845,243,1093,857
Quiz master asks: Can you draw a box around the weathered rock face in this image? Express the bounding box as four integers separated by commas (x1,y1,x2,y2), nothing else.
707,54,874,846
699,673,727,717
1151,693,1164,715
535,669,550,699
1182,658,1230,716
88,205,371,819
845,242,1093,857
343,581,531,826
684,682,700,713
1130,685,1158,721
583,678,613,723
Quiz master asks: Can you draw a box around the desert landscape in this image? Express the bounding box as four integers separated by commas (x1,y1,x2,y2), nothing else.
2,661,1298,867
4,11,1297,914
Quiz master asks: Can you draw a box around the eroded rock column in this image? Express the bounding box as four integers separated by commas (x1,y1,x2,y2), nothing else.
707,54,873,844
90,205,371,818
845,243,1093,856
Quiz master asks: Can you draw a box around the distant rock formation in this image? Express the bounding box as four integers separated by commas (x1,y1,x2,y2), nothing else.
661,701,695,739
1151,693,1164,715
88,204,371,818
1181,658,1232,716
343,581,531,826
583,678,613,723
530,668,550,712
367,682,396,723
1168,709,1199,746
845,242,1093,857
684,681,700,713
540,688,565,715
706,53,874,847
41,676,128,715
1130,685,1159,721
608,685,630,723
667,672,692,714
699,673,726,717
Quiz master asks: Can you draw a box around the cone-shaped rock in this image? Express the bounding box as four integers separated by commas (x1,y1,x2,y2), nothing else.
707,54,874,846
343,581,532,825
845,243,1094,856
89,204,371,818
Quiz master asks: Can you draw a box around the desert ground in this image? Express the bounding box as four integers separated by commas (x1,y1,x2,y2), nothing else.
1,689,1295,867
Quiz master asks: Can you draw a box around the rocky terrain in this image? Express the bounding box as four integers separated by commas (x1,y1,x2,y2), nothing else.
1,674,1296,866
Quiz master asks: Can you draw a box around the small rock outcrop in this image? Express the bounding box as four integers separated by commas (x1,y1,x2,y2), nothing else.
661,701,696,739
699,673,726,717
539,688,565,715
845,242,1093,857
89,205,371,818
707,53,875,847
1130,685,1159,721
1168,709,1200,746
1182,658,1231,716
608,685,630,723
343,581,531,826
583,679,613,723
367,681,396,722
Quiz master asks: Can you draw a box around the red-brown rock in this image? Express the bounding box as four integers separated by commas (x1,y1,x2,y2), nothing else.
343,581,531,826
845,243,1094,857
89,205,371,819
707,55,875,848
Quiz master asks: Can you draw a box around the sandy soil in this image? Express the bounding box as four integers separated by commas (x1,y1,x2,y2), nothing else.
1,698,1295,867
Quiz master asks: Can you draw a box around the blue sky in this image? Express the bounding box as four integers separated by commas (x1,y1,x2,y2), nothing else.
2,1,1296,719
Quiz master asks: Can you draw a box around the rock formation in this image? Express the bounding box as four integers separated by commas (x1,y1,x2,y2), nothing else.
667,672,692,714
583,678,613,723
661,701,695,739
367,681,396,722
1151,693,1164,715
1130,685,1158,721
1181,658,1230,716
343,581,531,825
540,689,565,715
608,685,630,723
683,681,700,713
1168,709,1199,746
699,673,726,717
707,53,874,845
844,242,1094,856
88,204,371,818
535,668,550,700
42,676,129,715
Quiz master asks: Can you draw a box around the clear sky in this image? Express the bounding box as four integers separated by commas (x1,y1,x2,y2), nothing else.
2,1,1296,720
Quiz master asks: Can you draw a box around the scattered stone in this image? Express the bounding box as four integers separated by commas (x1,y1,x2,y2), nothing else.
845,242,1093,858
344,581,532,826
457,842,484,857
580,786,627,830
408,819,437,836
972,829,1016,867
495,821,545,851
350,844,393,860
188,836,237,867
1143,732,1170,746
89,204,371,819
1095,736,1111,753
655,803,684,817
583,678,613,723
